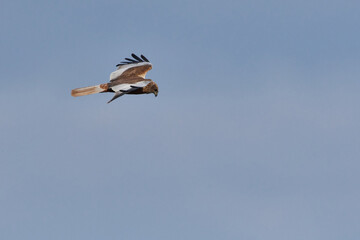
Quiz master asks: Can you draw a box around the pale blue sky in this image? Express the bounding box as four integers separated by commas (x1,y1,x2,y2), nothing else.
1,0,360,239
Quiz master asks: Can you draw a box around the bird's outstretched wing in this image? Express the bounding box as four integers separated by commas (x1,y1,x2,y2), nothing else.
110,54,152,82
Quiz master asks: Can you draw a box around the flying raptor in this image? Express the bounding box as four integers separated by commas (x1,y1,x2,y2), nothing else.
71,54,158,103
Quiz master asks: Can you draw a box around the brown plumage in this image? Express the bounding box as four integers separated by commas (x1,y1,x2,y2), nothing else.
71,54,158,103
71,84,108,97
113,64,152,79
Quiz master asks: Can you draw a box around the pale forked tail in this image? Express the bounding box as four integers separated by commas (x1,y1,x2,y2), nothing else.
71,83,108,97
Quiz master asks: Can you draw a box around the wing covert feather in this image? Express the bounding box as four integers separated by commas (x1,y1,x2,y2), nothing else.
110,63,152,82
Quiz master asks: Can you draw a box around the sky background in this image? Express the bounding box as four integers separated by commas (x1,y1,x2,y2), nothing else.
1,0,360,239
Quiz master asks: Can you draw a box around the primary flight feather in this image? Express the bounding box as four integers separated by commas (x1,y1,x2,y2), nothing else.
71,53,158,103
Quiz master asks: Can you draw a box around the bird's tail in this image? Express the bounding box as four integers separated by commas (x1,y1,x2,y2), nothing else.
71,83,108,97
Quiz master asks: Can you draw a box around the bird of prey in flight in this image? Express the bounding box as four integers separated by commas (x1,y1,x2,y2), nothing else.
71,53,158,103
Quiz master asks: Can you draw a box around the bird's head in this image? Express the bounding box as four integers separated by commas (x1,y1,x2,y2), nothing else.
143,81,159,97
149,82,159,97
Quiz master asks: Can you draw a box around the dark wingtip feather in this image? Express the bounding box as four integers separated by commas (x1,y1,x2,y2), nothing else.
125,58,137,63
117,53,150,67
141,55,150,62
120,89,131,93
131,53,143,62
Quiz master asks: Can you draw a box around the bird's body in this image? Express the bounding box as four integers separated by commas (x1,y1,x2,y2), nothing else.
71,54,158,103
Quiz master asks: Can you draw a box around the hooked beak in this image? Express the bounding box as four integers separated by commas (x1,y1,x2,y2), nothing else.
154,92,158,97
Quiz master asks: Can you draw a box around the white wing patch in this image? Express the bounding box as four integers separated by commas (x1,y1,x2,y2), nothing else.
109,62,152,81
111,84,132,92
110,80,151,92
130,80,152,88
